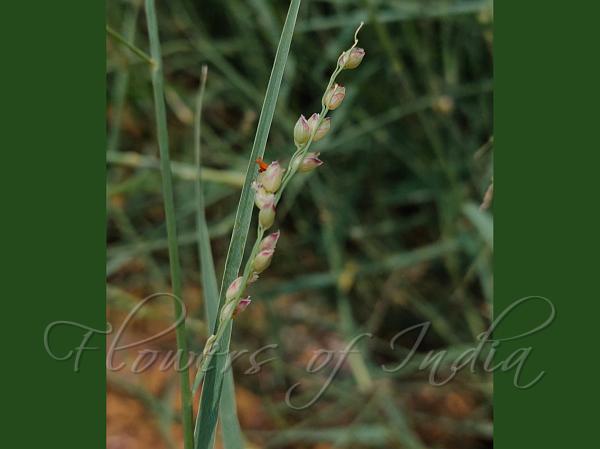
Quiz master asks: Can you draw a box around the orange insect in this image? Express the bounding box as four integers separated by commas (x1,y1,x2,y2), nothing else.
255,158,269,172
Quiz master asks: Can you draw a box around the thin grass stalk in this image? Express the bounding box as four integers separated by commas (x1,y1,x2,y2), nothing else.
106,25,155,66
193,66,245,449
194,66,217,325
193,1,302,447
144,1,194,448
107,2,140,153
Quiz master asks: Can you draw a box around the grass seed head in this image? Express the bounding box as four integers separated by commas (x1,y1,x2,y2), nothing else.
259,204,276,229
307,113,331,141
339,47,365,69
258,161,285,193
226,276,244,302
293,114,311,146
253,249,275,273
324,84,346,110
298,152,324,173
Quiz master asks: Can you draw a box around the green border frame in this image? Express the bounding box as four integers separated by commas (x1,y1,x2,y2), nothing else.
2,0,600,448
1,1,105,448
495,1,600,448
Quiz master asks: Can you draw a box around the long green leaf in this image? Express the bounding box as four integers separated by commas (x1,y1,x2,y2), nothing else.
145,1,193,448
220,374,245,449
193,1,302,447
193,66,245,449
194,66,219,327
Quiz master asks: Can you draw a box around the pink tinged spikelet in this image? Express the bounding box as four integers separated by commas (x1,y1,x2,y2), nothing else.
324,83,346,110
254,181,276,229
253,182,275,209
259,203,276,229
339,47,365,69
220,301,236,322
253,248,274,273
293,114,310,146
259,230,280,252
226,276,244,302
233,297,252,318
258,161,285,193
298,152,323,173
307,113,331,142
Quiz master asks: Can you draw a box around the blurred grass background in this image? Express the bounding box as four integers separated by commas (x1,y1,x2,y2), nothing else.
106,0,493,448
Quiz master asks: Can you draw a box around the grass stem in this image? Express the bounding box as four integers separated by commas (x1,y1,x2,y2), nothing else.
193,2,303,447
144,1,194,448
106,24,155,66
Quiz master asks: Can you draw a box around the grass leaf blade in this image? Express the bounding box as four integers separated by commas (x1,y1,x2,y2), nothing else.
220,373,246,449
193,1,302,447
194,66,220,326
193,66,246,449
145,1,193,448
219,0,303,292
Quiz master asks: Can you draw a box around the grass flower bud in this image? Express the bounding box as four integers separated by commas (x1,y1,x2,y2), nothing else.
258,161,285,193
307,113,331,142
253,182,275,209
226,276,244,302
298,152,324,173
259,230,280,252
233,297,252,318
253,248,274,273
259,203,276,229
324,84,346,110
339,47,365,69
294,114,310,146
220,301,236,322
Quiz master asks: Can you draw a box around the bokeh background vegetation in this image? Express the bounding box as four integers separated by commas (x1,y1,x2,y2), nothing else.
106,0,493,448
